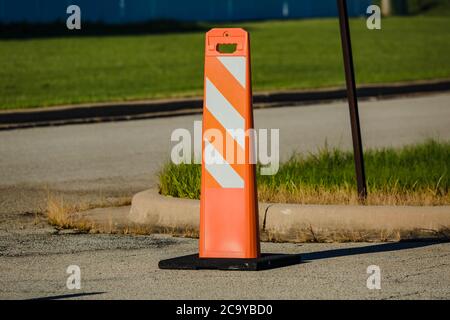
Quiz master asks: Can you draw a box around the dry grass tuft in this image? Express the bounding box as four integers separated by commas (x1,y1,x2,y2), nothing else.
46,193,131,232
257,184,450,206
46,195,94,232
46,193,199,237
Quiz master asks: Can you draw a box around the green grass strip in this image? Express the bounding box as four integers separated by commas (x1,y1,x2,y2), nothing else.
2,16,450,110
158,139,449,204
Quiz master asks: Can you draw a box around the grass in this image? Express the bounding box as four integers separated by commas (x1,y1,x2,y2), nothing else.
46,193,131,232
46,195,95,232
159,139,450,206
46,193,198,237
1,16,450,110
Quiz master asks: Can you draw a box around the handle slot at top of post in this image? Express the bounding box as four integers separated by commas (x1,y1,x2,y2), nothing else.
216,43,238,54
206,28,248,56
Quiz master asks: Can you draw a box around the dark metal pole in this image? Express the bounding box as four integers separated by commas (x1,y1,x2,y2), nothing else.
337,0,367,201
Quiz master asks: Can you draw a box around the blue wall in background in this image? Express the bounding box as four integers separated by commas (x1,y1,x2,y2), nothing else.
0,0,371,23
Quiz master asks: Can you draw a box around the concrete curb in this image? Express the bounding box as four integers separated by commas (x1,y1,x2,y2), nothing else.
74,189,450,241
2,79,450,130
123,189,450,241
129,189,200,229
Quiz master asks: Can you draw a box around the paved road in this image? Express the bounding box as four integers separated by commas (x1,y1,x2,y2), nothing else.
1,93,449,215
1,93,450,300
0,222,449,300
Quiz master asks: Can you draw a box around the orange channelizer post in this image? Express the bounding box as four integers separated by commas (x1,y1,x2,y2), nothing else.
158,28,301,271
200,28,260,259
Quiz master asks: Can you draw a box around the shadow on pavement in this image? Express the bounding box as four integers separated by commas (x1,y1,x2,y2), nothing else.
301,240,445,262
28,292,106,300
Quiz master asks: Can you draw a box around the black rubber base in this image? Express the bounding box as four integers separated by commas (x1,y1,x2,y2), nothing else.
158,253,301,271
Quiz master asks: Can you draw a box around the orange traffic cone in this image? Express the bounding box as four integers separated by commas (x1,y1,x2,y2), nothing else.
159,28,300,271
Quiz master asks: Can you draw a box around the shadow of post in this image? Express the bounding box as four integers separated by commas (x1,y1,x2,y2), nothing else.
301,240,444,262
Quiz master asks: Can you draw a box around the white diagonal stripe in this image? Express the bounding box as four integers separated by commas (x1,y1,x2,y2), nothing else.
226,128,245,152
204,141,244,189
205,78,245,150
218,56,246,88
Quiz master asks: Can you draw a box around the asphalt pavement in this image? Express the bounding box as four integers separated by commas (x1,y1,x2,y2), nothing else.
1,223,449,299
1,93,450,300
1,92,450,216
